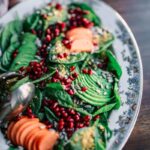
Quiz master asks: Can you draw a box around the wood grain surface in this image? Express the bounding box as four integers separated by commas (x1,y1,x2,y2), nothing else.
8,0,150,149
105,0,150,149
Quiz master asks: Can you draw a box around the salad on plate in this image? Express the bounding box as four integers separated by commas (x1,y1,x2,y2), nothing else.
0,2,122,150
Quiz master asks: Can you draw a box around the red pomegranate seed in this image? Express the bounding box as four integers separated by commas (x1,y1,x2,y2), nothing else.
72,72,78,78
84,121,90,126
51,78,59,83
82,69,88,74
46,28,51,34
58,119,65,131
81,87,88,92
56,112,61,117
57,53,64,59
55,3,62,10
58,22,66,31
66,116,74,122
68,122,74,128
94,115,100,121
54,28,60,36
67,89,75,95
62,111,68,118
78,123,84,128
83,115,91,122
46,35,51,42
70,66,76,72
31,29,36,35
47,124,52,129
88,69,93,75
63,53,68,58
54,106,60,113
74,114,80,121
68,109,76,115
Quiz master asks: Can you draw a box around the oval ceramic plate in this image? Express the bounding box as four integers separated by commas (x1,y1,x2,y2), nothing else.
0,0,143,150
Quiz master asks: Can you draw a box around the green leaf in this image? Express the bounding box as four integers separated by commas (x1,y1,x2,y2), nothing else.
74,107,91,116
46,82,63,90
113,81,121,109
37,112,45,121
93,103,116,117
100,50,122,79
44,106,59,122
46,88,74,108
10,76,30,91
23,13,40,31
0,19,22,51
9,33,37,71
31,89,43,114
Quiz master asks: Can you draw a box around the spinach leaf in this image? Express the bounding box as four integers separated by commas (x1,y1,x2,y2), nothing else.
69,3,101,26
100,50,122,79
30,89,43,114
37,112,45,121
0,20,22,51
23,13,40,31
93,103,116,117
9,33,37,71
45,83,74,108
44,106,59,122
11,76,30,91
113,81,121,109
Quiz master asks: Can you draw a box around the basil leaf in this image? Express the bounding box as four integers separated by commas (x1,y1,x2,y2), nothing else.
93,103,116,117
37,112,45,121
44,106,59,122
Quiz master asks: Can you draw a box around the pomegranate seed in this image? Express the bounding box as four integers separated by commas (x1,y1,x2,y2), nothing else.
84,121,90,126
55,112,61,117
83,115,91,122
47,124,52,129
63,53,68,58
62,38,69,45
81,87,88,92
94,115,100,121
46,28,51,34
28,114,35,118
66,116,74,122
46,35,51,42
68,109,76,115
57,53,64,59
70,66,76,72
74,114,80,121
65,43,71,49
55,3,62,10
88,69,93,75
68,122,74,128
54,106,60,113
82,69,88,74
72,72,78,78
62,111,68,118
97,63,103,68
31,29,36,35
54,28,60,36
51,78,59,82
67,89,75,95
58,22,66,31
76,123,84,128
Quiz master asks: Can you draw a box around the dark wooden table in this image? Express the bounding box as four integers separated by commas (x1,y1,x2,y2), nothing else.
105,0,150,149
8,0,150,149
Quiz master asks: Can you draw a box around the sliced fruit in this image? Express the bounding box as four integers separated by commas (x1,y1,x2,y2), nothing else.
7,122,15,140
21,122,46,146
10,117,29,144
66,27,93,39
70,39,94,52
16,118,39,145
27,129,47,150
68,34,92,41
35,130,59,150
